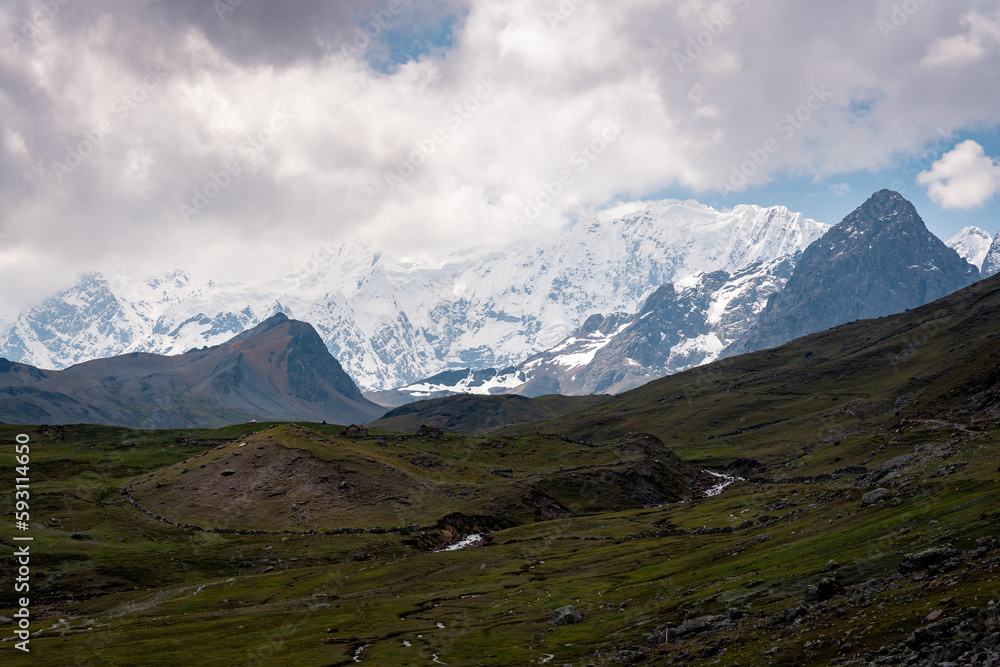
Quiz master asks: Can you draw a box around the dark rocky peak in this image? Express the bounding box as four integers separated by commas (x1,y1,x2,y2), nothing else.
726,190,979,356
825,190,937,249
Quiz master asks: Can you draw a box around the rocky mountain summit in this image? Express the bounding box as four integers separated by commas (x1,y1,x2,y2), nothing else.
727,190,980,357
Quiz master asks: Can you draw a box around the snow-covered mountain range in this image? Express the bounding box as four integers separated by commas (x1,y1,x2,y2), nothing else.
378,193,989,403
0,200,828,391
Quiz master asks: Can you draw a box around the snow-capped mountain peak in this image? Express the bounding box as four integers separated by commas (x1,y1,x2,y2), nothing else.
946,226,992,269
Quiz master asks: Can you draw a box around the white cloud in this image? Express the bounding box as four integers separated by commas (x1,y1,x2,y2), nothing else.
830,182,851,197
923,9,1000,68
917,140,1000,210
1,1,1000,316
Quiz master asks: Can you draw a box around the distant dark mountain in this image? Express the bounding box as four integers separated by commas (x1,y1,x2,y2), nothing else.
0,314,385,428
726,190,979,356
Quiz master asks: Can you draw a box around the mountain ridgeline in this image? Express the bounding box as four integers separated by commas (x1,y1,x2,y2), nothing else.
0,314,385,428
726,190,980,356
378,190,985,403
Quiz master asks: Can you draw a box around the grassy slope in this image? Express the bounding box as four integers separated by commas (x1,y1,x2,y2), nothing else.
2,276,1000,665
368,393,608,434
1,422,996,665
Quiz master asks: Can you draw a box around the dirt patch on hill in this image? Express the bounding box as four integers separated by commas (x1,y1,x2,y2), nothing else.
133,429,444,530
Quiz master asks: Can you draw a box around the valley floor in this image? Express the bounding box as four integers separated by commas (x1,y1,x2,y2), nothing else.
1,420,999,666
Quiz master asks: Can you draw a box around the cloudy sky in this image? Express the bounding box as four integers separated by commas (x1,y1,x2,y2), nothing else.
1,0,998,318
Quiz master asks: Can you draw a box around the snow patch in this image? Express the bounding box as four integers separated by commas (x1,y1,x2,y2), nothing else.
702,470,743,497
433,534,484,552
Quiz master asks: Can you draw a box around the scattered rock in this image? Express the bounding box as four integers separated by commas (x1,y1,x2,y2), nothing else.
805,578,846,602
725,608,744,620
416,424,445,439
898,545,960,574
773,606,808,627
549,606,583,626
823,559,840,572
614,646,648,664
674,614,728,637
647,625,668,646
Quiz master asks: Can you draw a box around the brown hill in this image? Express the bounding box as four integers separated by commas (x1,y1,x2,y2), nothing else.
0,314,385,427
131,424,696,532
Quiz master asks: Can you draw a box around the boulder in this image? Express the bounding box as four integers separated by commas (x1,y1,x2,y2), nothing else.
861,488,892,507
549,606,583,626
